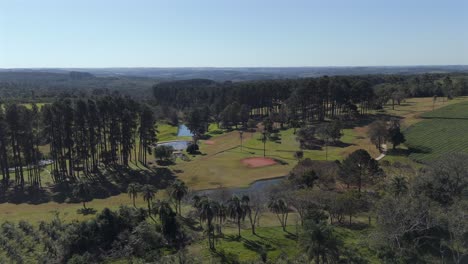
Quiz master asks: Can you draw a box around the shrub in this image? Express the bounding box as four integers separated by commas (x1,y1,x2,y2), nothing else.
186,143,200,154
154,145,174,161
247,119,257,129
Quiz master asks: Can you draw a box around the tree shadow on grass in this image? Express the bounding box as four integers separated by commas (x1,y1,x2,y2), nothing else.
2,186,51,204
407,146,432,155
179,215,203,232
334,222,369,231
387,148,411,157
77,207,97,215
330,141,353,148
210,249,240,264
107,165,176,191
1,165,176,205
155,159,175,166
211,235,275,264
284,231,298,240
242,237,274,253
342,114,402,129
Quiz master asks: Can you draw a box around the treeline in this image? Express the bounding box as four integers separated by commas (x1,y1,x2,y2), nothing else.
153,77,372,120
0,71,157,100
153,74,468,126
0,96,157,190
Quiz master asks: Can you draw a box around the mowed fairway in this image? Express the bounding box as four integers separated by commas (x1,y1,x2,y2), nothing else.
405,101,468,162
172,127,374,190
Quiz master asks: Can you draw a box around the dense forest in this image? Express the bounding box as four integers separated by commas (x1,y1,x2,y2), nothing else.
0,96,157,192
0,71,157,100
153,74,468,128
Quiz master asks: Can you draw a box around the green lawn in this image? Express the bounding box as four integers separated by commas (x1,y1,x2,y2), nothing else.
405,101,468,162
157,123,180,141
172,127,364,190
191,225,301,263
189,214,379,263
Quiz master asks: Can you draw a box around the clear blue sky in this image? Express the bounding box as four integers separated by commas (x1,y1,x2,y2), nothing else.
1,0,467,68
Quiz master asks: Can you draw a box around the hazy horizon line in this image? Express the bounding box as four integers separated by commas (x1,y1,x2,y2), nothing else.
1,64,468,70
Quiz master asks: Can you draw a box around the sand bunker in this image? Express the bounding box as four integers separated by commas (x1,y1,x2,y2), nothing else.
204,140,216,145
241,157,278,168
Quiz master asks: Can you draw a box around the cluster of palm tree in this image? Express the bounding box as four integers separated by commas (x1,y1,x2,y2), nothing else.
127,181,187,243
127,183,157,214
268,197,289,231
168,179,189,215
128,180,189,217
192,194,252,249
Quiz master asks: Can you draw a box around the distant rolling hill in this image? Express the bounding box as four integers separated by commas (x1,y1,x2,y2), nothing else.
1,66,467,82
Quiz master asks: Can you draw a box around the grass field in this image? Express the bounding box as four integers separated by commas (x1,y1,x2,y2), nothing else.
168,98,466,190
188,213,378,263
171,126,376,190
157,123,180,141
0,97,463,227
405,100,468,162
379,96,467,128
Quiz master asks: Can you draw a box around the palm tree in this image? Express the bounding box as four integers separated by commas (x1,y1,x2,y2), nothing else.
192,195,202,209
141,184,157,215
153,200,176,235
192,195,206,224
301,221,341,264
199,198,219,249
241,195,256,234
239,130,244,151
261,130,267,157
216,202,227,236
226,196,247,238
268,198,289,232
127,183,141,208
169,179,188,215
390,176,408,197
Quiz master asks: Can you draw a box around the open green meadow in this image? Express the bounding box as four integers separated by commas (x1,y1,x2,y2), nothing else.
157,123,180,141
172,126,371,190
405,100,468,162
188,214,379,263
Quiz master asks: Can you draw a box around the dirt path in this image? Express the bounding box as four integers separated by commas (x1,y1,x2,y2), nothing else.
375,144,388,161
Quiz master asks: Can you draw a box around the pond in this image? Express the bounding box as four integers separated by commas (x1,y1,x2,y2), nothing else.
177,124,193,137
158,140,190,151
196,176,286,197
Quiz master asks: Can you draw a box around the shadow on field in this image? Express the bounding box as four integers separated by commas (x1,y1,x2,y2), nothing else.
342,114,402,129
1,187,51,204
0,164,176,205
407,145,432,155
421,116,468,120
242,238,274,253
387,148,411,157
